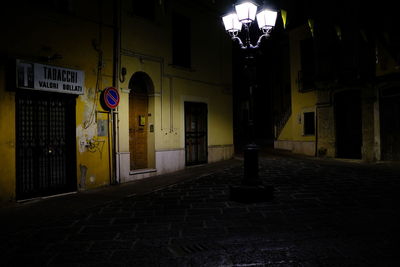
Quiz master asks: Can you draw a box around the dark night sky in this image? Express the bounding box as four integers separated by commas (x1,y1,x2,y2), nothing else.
287,0,397,30
230,0,397,33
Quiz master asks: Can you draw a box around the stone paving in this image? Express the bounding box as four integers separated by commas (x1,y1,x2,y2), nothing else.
1,155,399,266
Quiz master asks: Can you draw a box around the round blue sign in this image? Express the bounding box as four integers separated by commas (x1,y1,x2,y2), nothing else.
103,87,120,109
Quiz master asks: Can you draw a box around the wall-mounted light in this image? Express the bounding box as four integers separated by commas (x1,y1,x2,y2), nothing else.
120,67,127,83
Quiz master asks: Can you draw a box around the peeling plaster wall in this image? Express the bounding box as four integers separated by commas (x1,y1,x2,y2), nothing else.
75,109,111,190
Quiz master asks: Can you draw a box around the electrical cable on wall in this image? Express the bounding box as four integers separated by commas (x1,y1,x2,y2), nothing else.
83,51,103,129
86,137,106,159
83,5,104,130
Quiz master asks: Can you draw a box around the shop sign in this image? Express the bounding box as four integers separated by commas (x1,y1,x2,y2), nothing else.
16,59,84,95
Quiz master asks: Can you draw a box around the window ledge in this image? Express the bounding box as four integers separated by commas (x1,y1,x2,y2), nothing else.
129,168,157,175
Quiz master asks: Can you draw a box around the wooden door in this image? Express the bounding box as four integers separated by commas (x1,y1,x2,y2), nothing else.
129,93,148,170
185,102,208,165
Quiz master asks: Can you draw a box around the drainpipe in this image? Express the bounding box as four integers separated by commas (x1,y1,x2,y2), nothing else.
315,105,319,157
112,0,121,184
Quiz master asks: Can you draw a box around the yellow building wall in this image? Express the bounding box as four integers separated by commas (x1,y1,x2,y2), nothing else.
278,25,317,143
172,78,233,148
118,0,233,157
0,1,114,202
274,25,317,156
0,0,234,200
118,58,233,151
0,65,16,202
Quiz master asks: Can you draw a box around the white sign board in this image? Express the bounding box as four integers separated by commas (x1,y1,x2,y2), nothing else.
16,59,84,95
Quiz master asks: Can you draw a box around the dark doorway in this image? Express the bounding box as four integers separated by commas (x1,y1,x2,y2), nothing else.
334,90,362,159
184,102,207,166
16,91,76,200
380,90,400,160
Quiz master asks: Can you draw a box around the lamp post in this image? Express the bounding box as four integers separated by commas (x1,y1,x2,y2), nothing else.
222,1,277,202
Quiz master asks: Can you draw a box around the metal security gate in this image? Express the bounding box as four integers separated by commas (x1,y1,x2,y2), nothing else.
185,102,208,166
16,91,76,200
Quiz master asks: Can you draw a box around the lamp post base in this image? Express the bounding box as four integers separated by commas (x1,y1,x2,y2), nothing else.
229,184,274,203
243,143,260,185
230,144,274,203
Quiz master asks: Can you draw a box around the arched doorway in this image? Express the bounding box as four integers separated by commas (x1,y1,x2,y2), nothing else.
128,72,155,170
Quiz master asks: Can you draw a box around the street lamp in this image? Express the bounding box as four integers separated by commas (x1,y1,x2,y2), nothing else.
222,1,277,202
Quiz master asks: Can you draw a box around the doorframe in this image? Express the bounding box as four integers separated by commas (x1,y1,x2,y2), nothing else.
128,71,156,171
184,101,208,166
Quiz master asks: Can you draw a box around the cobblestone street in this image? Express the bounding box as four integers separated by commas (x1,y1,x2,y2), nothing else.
1,154,399,266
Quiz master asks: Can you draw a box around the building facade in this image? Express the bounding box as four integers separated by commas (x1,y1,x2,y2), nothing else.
273,3,400,162
116,0,233,182
0,0,234,203
274,24,317,156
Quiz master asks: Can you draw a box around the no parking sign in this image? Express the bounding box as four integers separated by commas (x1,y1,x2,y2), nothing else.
102,87,120,109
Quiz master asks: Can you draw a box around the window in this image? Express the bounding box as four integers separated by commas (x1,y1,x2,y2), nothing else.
303,111,315,135
132,0,155,20
172,13,191,68
299,38,315,92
